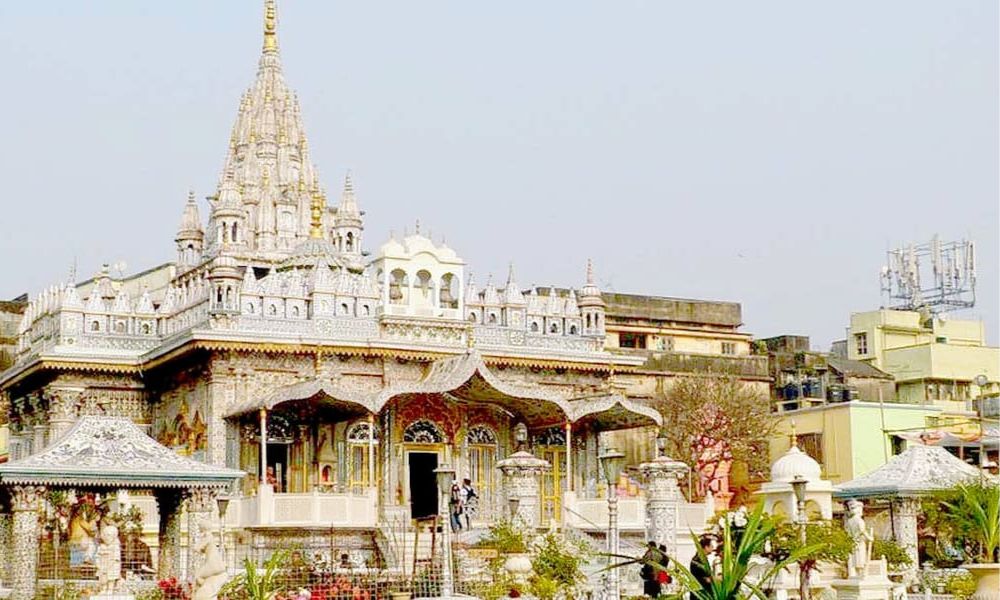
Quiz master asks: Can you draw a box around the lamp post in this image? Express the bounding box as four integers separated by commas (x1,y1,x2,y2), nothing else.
655,431,668,459
434,464,457,599
790,475,808,600
974,374,989,475
216,494,231,572
599,448,626,600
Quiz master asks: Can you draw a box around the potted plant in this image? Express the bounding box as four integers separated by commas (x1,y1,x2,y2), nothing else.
941,481,999,600
871,538,912,581
479,519,532,584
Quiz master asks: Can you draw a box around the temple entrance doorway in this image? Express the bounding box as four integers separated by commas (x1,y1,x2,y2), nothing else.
267,442,289,492
408,451,439,520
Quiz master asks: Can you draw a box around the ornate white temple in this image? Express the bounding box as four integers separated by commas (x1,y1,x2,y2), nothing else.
0,2,679,598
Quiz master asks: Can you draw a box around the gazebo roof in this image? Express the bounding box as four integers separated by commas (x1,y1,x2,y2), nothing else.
0,416,243,489
833,444,982,499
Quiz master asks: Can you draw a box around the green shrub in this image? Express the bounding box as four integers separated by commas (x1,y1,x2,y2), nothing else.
871,538,911,572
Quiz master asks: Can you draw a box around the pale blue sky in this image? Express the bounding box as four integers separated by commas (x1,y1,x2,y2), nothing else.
0,1,996,348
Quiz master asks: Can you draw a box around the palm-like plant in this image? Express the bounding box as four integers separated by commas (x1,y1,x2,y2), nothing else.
606,503,817,600
222,549,288,600
942,481,1000,564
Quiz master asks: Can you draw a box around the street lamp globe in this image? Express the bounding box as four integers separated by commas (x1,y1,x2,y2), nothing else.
790,475,808,505
513,422,528,451
599,448,626,487
655,432,668,458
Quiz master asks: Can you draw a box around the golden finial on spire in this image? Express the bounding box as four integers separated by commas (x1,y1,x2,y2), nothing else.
309,187,325,239
263,0,279,53
789,420,798,448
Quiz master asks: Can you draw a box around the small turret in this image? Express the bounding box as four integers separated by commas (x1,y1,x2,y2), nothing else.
579,259,606,337
207,256,242,314
333,171,364,262
176,190,205,267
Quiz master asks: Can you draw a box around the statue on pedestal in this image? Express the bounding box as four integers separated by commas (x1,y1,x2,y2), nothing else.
191,518,228,600
845,499,874,578
95,518,122,594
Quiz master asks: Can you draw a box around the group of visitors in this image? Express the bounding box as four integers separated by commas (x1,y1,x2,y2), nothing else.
447,478,478,532
639,541,672,598
640,535,720,599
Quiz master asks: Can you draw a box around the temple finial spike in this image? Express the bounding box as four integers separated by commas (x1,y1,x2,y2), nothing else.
789,420,798,448
586,258,595,285
309,187,325,239
263,0,279,53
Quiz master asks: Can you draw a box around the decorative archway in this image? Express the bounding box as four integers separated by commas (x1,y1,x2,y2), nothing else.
403,419,445,444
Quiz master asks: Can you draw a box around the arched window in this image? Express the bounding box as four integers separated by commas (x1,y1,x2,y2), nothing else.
466,425,497,445
439,273,458,309
530,321,540,333
347,422,380,443
268,304,278,316
346,232,354,253
488,313,498,325
231,222,238,243
141,323,151,335
415,270,433,306
468,312,478,323
550,322,560,334
403,419,445,443
340,303,350,315
90,320,100,332
585,314,592,328
245,302,255,314
361,304,371,316
114,321,126,334
467,425,498,503
290,305,300,317
569,324,578,335
389,270,408,304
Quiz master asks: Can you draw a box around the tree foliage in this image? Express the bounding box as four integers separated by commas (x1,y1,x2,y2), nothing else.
922,480,1000,565
652,374,776,498
766,520,853,575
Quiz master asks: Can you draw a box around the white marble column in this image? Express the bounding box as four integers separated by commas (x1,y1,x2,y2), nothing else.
890,497,920,573
497,450,551,527
10,485,45,600
639,455,689,560
186,488,218,579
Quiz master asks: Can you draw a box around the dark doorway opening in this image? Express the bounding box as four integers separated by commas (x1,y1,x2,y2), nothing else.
267,443,289,492
408,452,439,519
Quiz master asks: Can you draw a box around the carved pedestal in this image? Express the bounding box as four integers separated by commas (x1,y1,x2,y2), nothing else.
155,490,184,580
497,450,551,528
10,485,45,600
639,455,688,560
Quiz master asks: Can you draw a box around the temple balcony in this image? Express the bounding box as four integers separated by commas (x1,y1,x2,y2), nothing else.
226,485,378,529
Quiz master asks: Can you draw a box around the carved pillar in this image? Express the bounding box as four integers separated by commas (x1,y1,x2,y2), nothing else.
186,488,218,579
496,450,551,527
890,497,920,573
0,491,11,586
47,387,83,441
207,377,230,466
155,489,185,580
32,424,48,454
639,455,689,560
10,485,45,600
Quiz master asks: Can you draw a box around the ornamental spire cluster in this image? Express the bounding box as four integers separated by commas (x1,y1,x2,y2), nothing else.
202,0,349,263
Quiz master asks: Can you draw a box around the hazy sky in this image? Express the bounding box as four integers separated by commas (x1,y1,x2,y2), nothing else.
0,1,996,349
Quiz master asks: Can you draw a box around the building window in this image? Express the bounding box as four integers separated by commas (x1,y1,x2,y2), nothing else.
619,332,646,349
855,333,868,355
721,342,736,355
798,432,824,466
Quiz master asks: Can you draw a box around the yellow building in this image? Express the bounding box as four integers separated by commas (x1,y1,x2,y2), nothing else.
845,309,999,426
769,402,941,484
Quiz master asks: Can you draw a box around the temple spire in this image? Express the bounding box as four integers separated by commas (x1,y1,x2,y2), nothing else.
309,187,325,239
263,0,279,54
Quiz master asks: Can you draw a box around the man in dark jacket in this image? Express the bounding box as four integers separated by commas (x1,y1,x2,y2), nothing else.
689,536,716,598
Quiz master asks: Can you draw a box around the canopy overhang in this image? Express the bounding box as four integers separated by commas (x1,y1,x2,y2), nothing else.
224,350,659,431
0,416,244,489
833,444,983,500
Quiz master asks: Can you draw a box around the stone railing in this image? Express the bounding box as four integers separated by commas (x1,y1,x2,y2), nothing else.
227,486,378,528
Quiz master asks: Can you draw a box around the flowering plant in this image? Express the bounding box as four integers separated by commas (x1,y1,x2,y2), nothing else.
157,577,191,600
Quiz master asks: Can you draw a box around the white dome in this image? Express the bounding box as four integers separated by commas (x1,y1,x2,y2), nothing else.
770,444,822,483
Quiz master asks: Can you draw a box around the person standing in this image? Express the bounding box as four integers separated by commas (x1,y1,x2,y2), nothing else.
449,482,463,532
689,536,716,599
641,541,662,598
460,478,477,529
